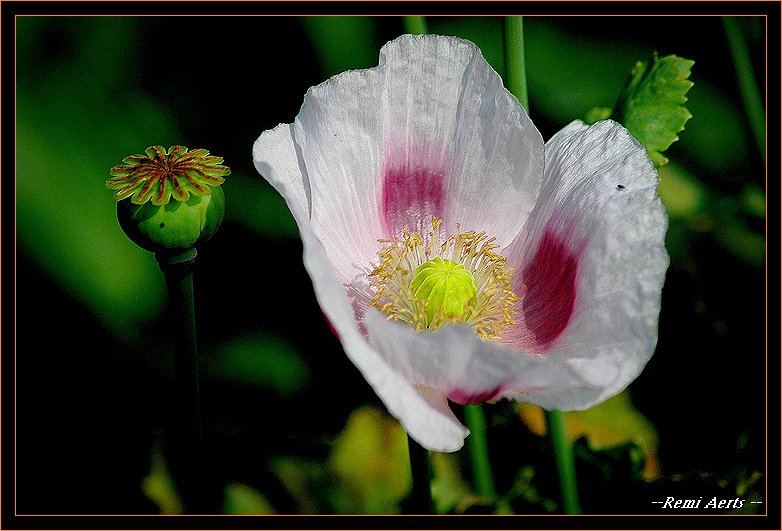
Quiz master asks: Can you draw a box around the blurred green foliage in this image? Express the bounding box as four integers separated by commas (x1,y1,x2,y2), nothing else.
328,406,411,513
520,391,660,480
299,17,381,76
206,332,310,394
223,482,276,515
14,14,766,516
16,16,173,334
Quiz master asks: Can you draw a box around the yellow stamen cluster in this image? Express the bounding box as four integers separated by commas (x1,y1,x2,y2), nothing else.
369,217,519,340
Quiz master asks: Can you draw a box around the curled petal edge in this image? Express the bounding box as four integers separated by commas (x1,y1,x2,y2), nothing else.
253,124,470,452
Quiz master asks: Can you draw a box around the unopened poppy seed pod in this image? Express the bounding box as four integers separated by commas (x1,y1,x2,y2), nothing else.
107,145,229,254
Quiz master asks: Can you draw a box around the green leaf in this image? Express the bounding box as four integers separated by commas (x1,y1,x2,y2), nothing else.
614,52,694,167
429,452,474,514
740,185,766,220
142,435,183,514
223,483,276,514
657,162,766,268
585,106,613,124
269,457,329,514
656,162,707,218
519,391,660,479
328,405,411,514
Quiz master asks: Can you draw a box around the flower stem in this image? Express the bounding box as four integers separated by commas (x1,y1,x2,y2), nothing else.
545,410,582,514
157,248,209,513
502,19,583,512
504,16,529,113
403,16,428,35
405,435,434,513
464,404,497,499
721,16,765,162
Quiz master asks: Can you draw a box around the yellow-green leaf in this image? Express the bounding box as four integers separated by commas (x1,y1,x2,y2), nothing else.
328,405,411,514
518,391,660,479
614,53,694,167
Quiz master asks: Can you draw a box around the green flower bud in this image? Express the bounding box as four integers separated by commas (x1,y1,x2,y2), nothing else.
107,145,229,254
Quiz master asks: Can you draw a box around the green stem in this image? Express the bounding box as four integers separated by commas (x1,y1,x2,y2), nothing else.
504,16,529,113
403,16,428,35
545,410,581,514
464,404,497,499
404,435,434,513
502,19,582,512
722,16,765,162
157,248,209,513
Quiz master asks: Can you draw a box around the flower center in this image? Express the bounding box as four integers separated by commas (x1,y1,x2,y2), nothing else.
410,257,478,327
369,217,519,340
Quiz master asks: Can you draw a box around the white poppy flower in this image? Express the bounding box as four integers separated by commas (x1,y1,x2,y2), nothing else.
253,34,668,452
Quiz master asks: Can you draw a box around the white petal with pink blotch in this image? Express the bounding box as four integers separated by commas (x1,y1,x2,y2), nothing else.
254,123,469,452
253,34,667,452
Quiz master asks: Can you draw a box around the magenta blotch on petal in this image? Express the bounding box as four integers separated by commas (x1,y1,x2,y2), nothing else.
517,222,584,351
381,151,447,236
253,35,668,452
